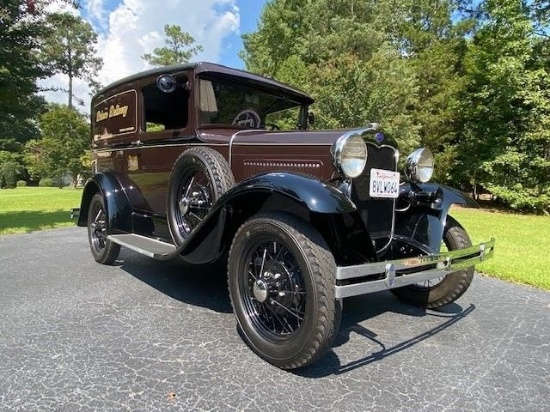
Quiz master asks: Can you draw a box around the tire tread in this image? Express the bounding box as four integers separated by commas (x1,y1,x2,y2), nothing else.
228,212,340,369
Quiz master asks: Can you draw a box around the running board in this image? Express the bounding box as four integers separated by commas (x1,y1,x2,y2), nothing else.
108,234,177,259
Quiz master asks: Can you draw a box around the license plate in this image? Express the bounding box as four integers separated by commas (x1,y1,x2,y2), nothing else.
369,168,400,198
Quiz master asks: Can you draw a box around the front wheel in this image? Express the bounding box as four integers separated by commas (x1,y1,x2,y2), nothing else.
227,212,341,369
391,215,474,309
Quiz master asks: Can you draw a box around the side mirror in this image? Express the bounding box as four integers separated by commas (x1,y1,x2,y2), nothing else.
156,75,177,93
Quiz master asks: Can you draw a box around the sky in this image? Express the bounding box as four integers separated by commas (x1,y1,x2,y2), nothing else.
40,0,268,110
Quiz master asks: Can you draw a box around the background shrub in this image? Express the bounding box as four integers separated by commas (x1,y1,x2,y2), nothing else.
16,180,27,187
0,161,18,189
39,177,54,187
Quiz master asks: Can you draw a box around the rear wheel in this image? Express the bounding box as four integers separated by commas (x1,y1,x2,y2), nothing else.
391,216,474,309
228,212,341,369
87,193,120,265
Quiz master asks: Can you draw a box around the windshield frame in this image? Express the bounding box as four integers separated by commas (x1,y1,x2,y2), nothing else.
195,73,310,131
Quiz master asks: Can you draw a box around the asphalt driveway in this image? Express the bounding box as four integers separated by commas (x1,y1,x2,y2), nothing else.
0,227,548,411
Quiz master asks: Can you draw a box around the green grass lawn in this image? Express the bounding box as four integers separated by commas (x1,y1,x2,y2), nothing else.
450,206,549,291
0,187,82,234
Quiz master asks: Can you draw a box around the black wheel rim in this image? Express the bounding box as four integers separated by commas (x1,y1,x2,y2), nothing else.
240,238,306,342
89,201,107,253
174,168,213,238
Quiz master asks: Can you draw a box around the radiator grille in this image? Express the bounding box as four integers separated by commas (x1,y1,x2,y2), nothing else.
351,144,397,238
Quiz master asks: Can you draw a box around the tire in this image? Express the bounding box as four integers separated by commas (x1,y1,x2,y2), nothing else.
391,215,474,309
167,147,234,245
227,212,342,369
87,193,120,265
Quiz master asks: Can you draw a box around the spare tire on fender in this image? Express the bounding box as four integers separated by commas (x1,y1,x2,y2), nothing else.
167,147,235,246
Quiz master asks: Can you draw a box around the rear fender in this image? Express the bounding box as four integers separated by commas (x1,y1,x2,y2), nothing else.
395,183,478,254
180,172,378,265
77,172,133,233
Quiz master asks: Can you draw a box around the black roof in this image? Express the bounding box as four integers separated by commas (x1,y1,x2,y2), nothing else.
93,62,314,105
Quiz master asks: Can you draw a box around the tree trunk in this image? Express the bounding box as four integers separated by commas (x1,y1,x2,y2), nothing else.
67,36,73,109
68,74,73,109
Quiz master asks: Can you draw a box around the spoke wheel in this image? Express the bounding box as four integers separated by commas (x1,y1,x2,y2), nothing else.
242,240,306,340
174,169,213,237
391,215,474,309
228,212,341,369
87,194,120,265
167,147,234,246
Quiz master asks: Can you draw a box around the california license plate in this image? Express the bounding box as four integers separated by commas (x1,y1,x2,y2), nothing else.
369,168,400,198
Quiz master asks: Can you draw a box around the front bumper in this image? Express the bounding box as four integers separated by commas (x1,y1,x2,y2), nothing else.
335,239,495,298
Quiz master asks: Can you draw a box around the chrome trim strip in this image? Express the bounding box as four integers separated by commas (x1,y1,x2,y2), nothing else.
229,129,256,168
93,142,230,153
334,238,495,299
233,142,334,146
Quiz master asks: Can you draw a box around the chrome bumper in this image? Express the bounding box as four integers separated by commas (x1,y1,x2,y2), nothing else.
334,239,495,299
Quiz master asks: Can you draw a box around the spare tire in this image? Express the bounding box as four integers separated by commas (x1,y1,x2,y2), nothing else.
167,147,235,246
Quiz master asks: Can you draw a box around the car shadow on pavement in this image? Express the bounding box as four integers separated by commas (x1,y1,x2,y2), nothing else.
117,251,232,314
116,250,476,377
295,292,476,378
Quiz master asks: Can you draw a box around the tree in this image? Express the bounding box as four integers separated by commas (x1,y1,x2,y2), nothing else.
241,0,421,151
142,24,203,66
26,104,89,187
40,12,103,108
457,0,550,212
0,0,49,149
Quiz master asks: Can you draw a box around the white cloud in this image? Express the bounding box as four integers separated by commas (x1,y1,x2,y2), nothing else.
38,0,241,113
86,0,107,29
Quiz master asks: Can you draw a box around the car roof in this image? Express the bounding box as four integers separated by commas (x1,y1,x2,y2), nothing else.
93,62,314,105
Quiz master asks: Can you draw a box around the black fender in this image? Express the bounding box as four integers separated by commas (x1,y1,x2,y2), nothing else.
179,172,377,265
394,183,478,254
77,172,133,234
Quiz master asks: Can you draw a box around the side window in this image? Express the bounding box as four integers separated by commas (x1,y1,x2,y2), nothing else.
142,76,189,132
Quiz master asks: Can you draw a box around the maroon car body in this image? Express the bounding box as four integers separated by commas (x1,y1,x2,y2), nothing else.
77,62,494,369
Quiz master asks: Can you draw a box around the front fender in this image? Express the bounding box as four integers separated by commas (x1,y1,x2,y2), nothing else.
224,172,357,213
395,183,478,253
179,172,377,265
77,172,132,233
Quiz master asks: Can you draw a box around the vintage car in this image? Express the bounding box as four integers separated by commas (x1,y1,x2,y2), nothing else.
76,62,495,369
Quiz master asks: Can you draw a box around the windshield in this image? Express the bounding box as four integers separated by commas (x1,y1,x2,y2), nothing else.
198,76,305,130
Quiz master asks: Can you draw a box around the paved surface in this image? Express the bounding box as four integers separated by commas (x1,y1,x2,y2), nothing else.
0,227,548,411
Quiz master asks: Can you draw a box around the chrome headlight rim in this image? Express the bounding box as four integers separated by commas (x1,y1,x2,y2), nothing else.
331,131,368,179
405,148,434,183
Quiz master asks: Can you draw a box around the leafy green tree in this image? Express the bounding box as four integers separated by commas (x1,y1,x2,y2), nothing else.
26,104,89,187
241,0,421,151
40,12,103,108
456,0,550,212
241,0,309,76
142,24,203,66
0,0,49,149
387,0,475,182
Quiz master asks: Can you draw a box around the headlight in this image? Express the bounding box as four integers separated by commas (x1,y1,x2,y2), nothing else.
331,132,368,178
405,148,434,183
